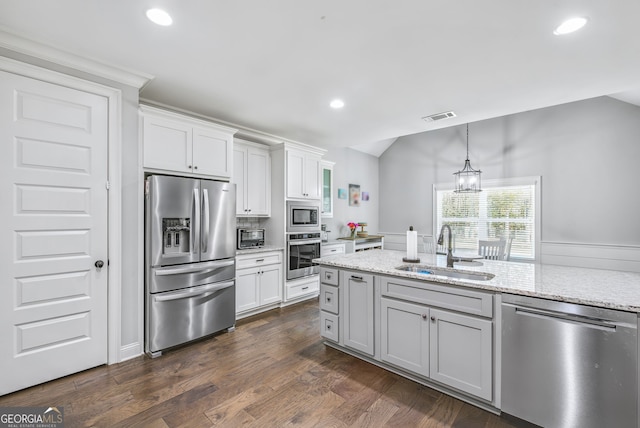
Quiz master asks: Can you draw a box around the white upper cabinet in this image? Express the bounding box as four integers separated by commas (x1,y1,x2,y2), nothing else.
141,105,236,180
286,149,321,200
233,139,271,216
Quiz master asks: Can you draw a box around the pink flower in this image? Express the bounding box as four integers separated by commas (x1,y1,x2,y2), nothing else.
347,222,359,231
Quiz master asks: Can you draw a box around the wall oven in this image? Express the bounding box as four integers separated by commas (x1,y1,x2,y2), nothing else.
286,201,321,233
287,232,321,280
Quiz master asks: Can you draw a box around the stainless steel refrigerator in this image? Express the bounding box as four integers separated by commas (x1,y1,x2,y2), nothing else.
145,175,236,357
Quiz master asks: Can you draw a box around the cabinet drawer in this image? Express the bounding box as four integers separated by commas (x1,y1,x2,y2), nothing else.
237,251,282,269
321,244,345,257
320,312,339,342
379,275,493,318
285,278,319,300
320,284,339,314
320,267,339,286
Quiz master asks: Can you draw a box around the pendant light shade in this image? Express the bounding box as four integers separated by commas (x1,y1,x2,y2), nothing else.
454,124,482,193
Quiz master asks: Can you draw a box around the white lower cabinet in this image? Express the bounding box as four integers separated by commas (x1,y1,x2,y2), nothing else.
285,275,319,301
429,308,493,401
380,297,430,377
342,270,375,356
236,251,282,318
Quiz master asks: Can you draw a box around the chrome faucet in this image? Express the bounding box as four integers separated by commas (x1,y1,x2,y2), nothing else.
437,224,454,268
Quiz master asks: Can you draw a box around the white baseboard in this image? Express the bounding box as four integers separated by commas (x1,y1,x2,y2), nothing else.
119,342,143,362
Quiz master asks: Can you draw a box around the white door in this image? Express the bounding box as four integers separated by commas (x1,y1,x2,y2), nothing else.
0,70,109,395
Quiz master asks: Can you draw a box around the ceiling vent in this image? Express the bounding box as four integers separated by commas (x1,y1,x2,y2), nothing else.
422,111,456,122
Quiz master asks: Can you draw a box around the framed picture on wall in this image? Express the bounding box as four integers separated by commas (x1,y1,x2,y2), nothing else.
349,184,360,207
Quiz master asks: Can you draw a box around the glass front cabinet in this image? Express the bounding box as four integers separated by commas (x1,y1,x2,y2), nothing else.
321,160,334,218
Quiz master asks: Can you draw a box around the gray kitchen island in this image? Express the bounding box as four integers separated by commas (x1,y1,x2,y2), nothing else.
314,249,640,428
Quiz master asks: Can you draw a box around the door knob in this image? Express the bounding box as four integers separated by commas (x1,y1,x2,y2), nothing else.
95,260,105,269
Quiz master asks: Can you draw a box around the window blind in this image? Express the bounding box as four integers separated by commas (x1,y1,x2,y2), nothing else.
435,181,537,260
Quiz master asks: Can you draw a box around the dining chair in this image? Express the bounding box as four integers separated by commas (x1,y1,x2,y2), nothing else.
503,235,514,261
478,239,506,260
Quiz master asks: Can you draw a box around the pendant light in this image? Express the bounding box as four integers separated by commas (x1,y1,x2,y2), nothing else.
453,123,482,193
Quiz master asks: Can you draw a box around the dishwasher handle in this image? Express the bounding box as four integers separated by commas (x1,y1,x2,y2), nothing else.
514,306,618,331
153,280,235,302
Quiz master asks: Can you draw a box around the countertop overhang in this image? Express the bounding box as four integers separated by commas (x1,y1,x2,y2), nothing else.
313,250,640,313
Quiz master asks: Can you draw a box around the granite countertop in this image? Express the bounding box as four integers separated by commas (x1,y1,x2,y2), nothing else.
237,245,284,255
313,249,640,313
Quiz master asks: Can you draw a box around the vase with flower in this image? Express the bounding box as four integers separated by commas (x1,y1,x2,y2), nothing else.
347,222,359,239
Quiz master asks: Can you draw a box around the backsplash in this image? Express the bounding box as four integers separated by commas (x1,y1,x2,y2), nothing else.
236,217,267,229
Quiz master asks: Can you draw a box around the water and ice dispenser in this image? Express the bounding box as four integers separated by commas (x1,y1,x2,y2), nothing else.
162,218,190,255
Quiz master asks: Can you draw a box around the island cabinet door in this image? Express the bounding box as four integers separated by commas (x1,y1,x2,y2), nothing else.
380,298,429,377
341,271,375,356
429,308,493,401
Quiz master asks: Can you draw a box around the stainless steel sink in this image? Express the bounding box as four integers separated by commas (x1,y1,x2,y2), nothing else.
396,265,494,281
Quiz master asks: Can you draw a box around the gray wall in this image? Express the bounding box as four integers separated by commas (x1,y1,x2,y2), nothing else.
322,147,379,240
379,96,640,246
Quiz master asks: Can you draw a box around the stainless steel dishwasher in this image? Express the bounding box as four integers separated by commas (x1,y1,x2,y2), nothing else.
501,294,637,428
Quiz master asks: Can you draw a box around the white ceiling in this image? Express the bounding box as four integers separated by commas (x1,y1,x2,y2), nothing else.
2,1,640,156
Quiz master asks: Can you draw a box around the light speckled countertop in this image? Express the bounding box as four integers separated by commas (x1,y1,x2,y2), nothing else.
237,245,284,256
313,249,640,313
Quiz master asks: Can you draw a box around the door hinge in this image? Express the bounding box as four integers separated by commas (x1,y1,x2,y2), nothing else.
105,180,111,190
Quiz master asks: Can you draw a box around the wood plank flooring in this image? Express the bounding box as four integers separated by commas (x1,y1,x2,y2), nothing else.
0,298,534,427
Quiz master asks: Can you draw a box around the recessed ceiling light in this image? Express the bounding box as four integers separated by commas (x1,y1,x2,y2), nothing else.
553,17,588,35
146,8,173,26
330,99,345,109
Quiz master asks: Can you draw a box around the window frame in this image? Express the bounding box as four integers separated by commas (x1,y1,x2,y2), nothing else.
432,176,542,262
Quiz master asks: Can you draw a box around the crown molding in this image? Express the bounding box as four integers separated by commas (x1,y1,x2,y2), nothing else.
0,28,153,89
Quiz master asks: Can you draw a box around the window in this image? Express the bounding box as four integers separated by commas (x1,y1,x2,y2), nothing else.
434,177,540,261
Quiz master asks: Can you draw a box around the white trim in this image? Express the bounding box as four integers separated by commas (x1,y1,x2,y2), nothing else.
137,113,146,359
0,28,153,89
0,56,124,364
541,241,640,272
119,342,143,362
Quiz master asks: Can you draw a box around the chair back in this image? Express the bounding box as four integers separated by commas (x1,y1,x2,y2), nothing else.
478,239,506,260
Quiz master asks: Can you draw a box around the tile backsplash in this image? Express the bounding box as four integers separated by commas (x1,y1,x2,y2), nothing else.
236,218,266,229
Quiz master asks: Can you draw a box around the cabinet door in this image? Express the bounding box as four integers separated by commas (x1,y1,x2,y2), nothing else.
342,271,374,356
192,126,232,179
236,267,260,313
246,147,271,216
304,154,321,199
233,147,248,215
259,264,282,305
321,161,334,217
286,150,305,198
143,115,192,173
429,308,492,401
380,298,429,377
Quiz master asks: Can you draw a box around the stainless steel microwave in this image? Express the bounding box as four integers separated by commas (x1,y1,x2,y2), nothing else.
237,228,265,249
286,201,321,233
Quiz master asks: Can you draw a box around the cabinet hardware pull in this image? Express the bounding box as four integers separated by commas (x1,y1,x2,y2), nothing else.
422,314,427,320
351,275,363,281
327,297,331,302
188,165,192,169
302,286,309,290
256,259,264,262
430,316,436,321
326,325,331,330
194,165,198,170
326,273,332,279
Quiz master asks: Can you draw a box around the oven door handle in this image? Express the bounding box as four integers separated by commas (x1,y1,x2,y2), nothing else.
153,280,235,302
288,239,322,246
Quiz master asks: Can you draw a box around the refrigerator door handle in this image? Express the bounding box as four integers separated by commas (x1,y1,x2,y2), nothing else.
202,188,210,253
153,280,235,302
154,259,235,276
192,188,200,254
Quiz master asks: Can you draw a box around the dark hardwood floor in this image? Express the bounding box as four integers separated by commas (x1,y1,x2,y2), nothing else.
0,298,532,427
